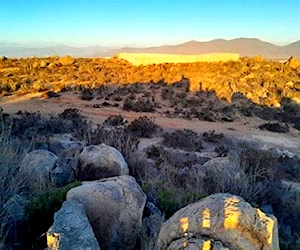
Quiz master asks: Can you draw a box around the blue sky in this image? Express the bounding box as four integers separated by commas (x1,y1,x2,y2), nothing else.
0,0,299,47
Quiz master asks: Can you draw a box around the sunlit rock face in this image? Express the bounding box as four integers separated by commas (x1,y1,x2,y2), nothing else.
157,193,279,250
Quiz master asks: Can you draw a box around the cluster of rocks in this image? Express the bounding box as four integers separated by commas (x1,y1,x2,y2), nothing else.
1,131,280,250
0,55,299,107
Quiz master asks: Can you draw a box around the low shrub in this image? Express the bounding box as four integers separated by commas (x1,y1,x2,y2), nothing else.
80,88,94,101
59,108,81,120
258,122,289,133
203,130,224,143
161,88,174,100
127,116,161,138
104,114,127,127
123,98,156,112
84,125,139,161
214,144,229,157
163,129,203,152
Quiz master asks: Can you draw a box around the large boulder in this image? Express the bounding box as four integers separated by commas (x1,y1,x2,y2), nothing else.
66,175,146,249
19,150,58,190
157,193,279,250
47,200,100,250
18,149,77,189
77,144,129,181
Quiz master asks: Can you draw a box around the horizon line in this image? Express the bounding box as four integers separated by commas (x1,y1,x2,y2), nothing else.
0,37,299,49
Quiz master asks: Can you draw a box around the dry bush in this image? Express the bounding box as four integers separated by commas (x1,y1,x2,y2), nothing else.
203,130,224,143
0,127,24,206
80,88,94,101
127,142,209,218
77,122,139,161
123,97,156,112
59,108,81,120
258,122,289,133
163,129,203,152
128,151,207,218
104,114,127,127
0,111,26,246
127,116,161,138
12,109,85,140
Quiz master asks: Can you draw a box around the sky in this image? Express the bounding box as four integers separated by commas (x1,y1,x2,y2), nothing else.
0,0,299,47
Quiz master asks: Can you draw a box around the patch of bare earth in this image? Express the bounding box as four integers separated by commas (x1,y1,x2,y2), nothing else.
1,90,300,156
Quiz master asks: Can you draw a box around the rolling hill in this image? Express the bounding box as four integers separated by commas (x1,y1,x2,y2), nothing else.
109,38,300,59
0,38,299,59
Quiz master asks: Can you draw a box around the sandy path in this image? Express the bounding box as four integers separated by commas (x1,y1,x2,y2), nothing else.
1,92,300,155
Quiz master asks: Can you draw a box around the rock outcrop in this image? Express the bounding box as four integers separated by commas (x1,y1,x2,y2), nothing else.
285,56,300,69
58,55,75,66
66,175,146,249
78,144,129,180
157,193,279,250
1,56,300,107
47,200,100,250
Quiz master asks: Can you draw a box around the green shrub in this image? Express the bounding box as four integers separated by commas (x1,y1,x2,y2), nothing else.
142,180,207,218
25,181,81,248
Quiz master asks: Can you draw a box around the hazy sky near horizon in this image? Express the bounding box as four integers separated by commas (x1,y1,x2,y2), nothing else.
0,0,299,47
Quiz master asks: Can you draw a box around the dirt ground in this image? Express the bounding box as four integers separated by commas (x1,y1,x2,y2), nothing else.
1,91,300,156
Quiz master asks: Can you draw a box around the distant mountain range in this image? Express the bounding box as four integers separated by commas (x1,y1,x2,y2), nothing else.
1,38,300,59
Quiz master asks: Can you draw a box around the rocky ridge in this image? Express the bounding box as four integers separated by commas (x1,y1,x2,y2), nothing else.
0,55,299,108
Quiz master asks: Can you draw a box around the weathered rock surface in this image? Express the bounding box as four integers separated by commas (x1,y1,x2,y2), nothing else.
19,149,58,190
78,144,129,180
157,193,279,250
52,157,78,187
200,157,241,178
140,201,164,250
18,149,77,189
48,133,85,157
66,175,146,250
1,194,31,250
47,200,100,250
